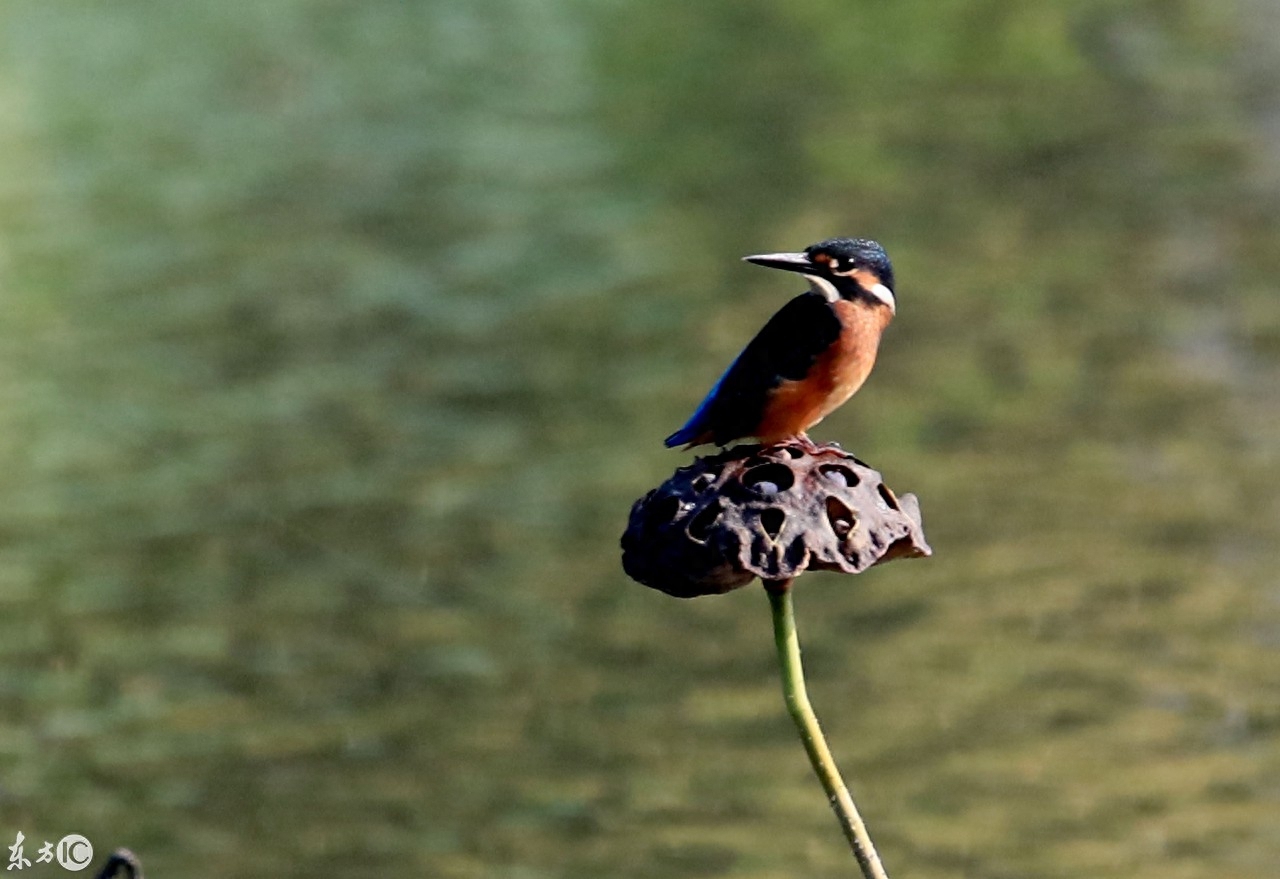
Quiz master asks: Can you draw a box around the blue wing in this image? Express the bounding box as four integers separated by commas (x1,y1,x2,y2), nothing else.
663,291,842,448
663,351,745,447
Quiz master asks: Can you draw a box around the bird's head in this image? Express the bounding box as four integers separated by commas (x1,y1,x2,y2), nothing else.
744,237,895,312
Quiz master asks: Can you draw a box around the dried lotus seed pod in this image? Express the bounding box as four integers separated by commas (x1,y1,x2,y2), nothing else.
622,439,931,598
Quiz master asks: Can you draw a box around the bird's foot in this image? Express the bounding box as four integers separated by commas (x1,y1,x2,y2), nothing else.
791,434,844,454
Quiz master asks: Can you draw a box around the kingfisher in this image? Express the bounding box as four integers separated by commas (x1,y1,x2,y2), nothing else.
665,237,896,449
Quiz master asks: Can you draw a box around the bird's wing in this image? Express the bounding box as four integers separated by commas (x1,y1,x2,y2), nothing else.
665,292,841,446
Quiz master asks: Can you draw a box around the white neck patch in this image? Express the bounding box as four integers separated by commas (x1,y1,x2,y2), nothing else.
867,282,896,313
807,273,895,312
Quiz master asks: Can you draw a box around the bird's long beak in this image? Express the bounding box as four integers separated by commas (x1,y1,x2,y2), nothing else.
742,252,816,274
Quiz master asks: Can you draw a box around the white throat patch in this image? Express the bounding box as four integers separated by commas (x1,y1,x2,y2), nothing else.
804,274,840,303
806,274,895,312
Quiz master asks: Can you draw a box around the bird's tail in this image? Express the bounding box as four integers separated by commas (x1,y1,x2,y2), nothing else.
664,423,704,448
665,354,740,448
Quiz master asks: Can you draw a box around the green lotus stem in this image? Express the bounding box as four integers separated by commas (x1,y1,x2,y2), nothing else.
766,581,890,879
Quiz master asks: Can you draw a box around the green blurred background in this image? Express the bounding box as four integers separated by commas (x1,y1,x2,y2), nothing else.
1,2,1278,877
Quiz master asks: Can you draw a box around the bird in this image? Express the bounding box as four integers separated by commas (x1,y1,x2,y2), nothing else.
665,237,896,449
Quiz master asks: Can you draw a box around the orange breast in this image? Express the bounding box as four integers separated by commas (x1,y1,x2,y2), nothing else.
755,299,891,443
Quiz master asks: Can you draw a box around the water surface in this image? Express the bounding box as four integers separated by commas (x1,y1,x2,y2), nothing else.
0,3,1277,877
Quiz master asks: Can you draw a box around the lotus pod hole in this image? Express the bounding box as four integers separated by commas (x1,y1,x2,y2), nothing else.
622,439,931,598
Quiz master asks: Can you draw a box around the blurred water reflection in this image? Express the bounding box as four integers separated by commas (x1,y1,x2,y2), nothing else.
0,2,1277,878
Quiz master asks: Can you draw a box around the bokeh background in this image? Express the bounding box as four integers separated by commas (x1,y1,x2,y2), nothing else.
2,2,1278,877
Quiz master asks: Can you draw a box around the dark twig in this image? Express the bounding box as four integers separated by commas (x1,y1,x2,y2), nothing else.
92,849,144,879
